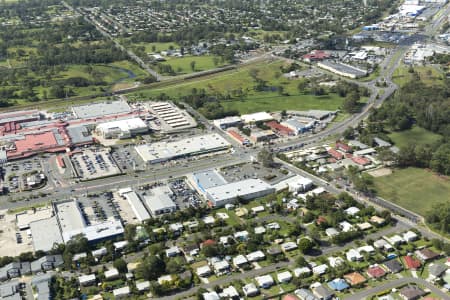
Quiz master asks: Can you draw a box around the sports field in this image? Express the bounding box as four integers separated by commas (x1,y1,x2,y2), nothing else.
372,167,450,216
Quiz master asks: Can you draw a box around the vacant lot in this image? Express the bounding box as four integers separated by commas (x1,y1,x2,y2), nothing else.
160,55,226,75
131,59,347,115
392,64,444,87
372,167,450,216
388,126,442,149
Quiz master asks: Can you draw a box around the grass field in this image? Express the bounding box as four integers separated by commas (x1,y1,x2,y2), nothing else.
130,59,347,115
160,55,226,75
372,167,450,216
388,126,442,149
125,41,179,53
392,64,444,87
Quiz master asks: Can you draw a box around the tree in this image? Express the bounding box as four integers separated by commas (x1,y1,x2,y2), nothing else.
297,238,314,253
297,79,308,94
190,61,196,71
113,258,127,273
136,256,166,281
257,149,274,167
201,244,219,257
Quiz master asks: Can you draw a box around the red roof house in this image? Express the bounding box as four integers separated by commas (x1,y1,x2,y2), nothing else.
403,256,421,270
328,149,344,160
336,141,352,153
352,156,371,166
366,265,386,278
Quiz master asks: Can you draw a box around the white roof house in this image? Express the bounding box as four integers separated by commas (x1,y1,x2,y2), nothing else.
266,222,281,230
165,246,181,257
91,247,107,258
339,221,355,232
113,286,130,298
233,255,248,267
196,265,212,277
312,264,328,275
386,235,405,245
158,275,173,285
346,249,363,262
104,268,120,280
293,267,311,277
220,286,239,298
202,291,220,300
243,283,259,296
234,230,249,241
213,260,230,274
345,207,360,216
358,245,375,254
325,227,339,237
254,226,266,234
277,271,293,283
328,256,345,268
403,231,418,242
255,274,274,288
281,242,298,252
135,281,150,292
373,239,393,251
78,274,96,286
246,250,266,262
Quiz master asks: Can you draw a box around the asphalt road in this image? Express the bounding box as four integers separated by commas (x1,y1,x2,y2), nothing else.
345,277,450,300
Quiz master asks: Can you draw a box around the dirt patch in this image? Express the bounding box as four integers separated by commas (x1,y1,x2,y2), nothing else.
368,168,392,177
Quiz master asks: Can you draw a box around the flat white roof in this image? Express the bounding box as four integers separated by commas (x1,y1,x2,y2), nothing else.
96,118,147,132
241,112,273,123
205,179,274,203
72,101,131,119
62,219,124,243
30,217,63,252
135,133,230,163
144,186,176,215
55,201,86,232
123,191,151,221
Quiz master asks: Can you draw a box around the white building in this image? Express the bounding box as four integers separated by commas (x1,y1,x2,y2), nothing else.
95,118,148,139
213,116,243,129
205,179,275,207
243,283,259,296
277,271,292,283
241,112,274,124
144,186,177,216
135,133,230,164
255,275,274,288
288,176,313,193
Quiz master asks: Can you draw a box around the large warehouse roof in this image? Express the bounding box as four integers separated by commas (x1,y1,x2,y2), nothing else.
205,179,274,204
72,101,131,119
144,186,176,215
123,191,151,222
192,169,228,191
30,217,63,252
241,112,274,124
135,133,230,163
96,118,147,133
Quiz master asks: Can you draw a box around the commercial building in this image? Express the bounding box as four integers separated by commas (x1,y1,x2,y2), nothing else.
72,100,131,119
318,61,367,79
213,116,243,129
135,133,230,164
204,178,275,207
95,118,148,139
191,169,228,193
241,112,274,124
120,190,151,222
250,130,277,143
227,129,251,146
148,101,196,131
0,110,41,127
281,119,308,135
143,186,177,216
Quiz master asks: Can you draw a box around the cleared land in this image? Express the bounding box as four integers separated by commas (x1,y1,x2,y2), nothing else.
392,64,444,87
159,55,226,75
130,60,347,114
388,126,442,149
372,167,450,216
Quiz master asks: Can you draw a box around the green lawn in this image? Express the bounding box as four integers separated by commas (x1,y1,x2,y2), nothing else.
130,59,347,115
126,41,179,53
159,55,225,75
372,167,450,216
392,64,444,87
388,126,442,149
